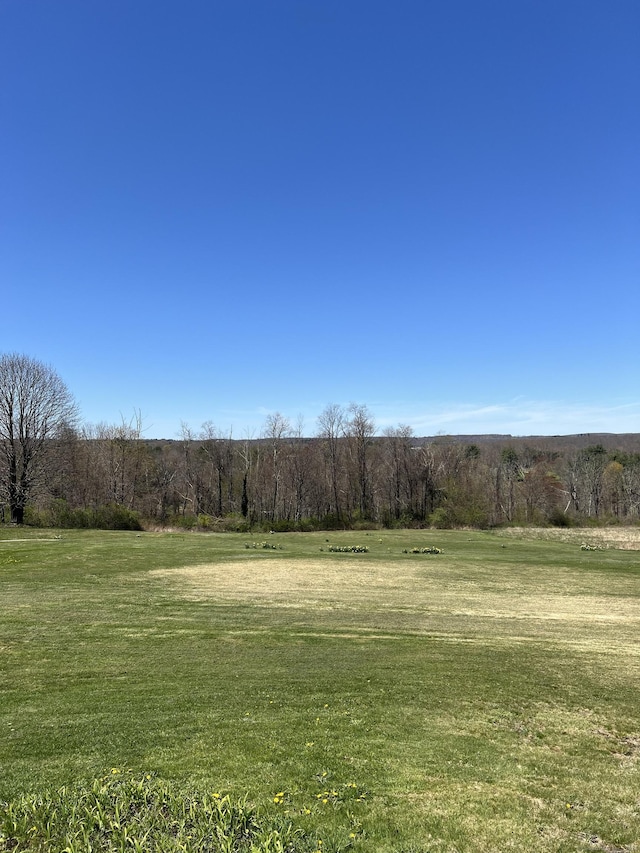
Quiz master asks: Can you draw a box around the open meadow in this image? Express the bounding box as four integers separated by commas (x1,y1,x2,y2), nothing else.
1,527,639,852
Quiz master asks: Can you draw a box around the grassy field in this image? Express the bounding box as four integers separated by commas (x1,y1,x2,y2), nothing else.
1,527,639,851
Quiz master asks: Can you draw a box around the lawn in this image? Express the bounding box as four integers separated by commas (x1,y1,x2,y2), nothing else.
1,528,639,851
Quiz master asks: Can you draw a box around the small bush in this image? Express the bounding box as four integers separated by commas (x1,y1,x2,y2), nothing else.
258,518,324,533
428,507,453,529
261,519,291,533
24,500,142,531
318,513,347,530
325,544,369,553
216,513,251,533
92,504,143,531
168,513,199,530
548,509,573,527
403,546,443,554
350,519,379,531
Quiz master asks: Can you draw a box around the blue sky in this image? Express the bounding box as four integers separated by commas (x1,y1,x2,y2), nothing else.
2,0,638,438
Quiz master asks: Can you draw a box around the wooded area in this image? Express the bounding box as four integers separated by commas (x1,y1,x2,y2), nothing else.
17,416,640,530
2,354,639,531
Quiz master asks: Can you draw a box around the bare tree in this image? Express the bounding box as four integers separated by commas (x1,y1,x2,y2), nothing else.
317,403,346,522
345,403,375,519
199,422,235,517
576,444,608,517
498,446,522,522
90,411,147,509
262,412,291,521
0,353,78,523
382,424,415,522
176,422,203,517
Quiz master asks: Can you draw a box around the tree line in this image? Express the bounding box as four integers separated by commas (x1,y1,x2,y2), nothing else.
2,353,640,530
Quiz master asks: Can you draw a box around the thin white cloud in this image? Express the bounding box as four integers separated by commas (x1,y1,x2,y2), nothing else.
372,399,640,436
140,399,640,440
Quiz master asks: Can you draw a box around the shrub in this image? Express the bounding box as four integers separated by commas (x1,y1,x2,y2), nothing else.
168,513,198,530
548,509,573,527
403,546,443,554
260,518,305,533
92,504,143,531
319,513,347,530
257,518,324,533
350,519,379,531
429,507,452,529
216,513,251,533
325,544,369,553
24,501,142,531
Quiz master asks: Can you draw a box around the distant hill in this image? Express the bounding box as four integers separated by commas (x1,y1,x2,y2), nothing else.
409,433,640,451
145,433,640,454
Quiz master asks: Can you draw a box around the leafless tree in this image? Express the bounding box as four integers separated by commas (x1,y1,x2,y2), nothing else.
317,403,346,521
345,403,375,519
382,424,415,522
262,412,291,521
91,411,147,509
0,353,78,523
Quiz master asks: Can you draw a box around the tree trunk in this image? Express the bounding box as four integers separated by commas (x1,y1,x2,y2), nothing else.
11,504,24,524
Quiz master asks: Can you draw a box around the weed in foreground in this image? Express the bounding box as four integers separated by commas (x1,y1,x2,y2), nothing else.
0,771,325,852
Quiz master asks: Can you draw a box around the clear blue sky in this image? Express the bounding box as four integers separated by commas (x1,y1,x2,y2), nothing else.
2,0,638,438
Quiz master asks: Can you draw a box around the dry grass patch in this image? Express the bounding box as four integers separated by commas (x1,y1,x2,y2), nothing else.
496,526,640,550
149,557,640,655
151,557,412,604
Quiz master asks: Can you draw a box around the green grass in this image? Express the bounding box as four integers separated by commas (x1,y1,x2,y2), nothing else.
1,528,639,851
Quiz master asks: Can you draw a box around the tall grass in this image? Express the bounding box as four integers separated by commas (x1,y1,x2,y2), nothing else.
0,771,329,851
